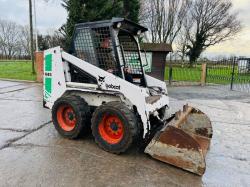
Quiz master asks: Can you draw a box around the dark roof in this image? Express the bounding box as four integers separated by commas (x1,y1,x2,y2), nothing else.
140,43,172,52
75,17,148,34
111,18,148,32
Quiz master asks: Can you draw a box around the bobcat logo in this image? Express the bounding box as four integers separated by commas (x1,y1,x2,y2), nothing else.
98,76,105,83
98,76,106,87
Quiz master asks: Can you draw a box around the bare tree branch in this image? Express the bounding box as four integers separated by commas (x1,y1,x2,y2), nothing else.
0,19,36,59
0,19,23,58
184,0,242,64
140,0,191,44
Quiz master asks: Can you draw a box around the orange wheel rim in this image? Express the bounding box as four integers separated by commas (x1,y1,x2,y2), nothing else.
57,104,77,131
98,114,124,144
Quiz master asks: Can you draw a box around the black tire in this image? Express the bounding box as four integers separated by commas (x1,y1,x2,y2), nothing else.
52,95,90,139
91,101,139,154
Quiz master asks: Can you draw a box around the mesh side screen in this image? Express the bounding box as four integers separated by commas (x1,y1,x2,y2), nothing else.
74,27,121,77
118,34,143,75
74,28,98,66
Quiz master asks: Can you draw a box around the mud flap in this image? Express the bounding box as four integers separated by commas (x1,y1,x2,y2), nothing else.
145,105,212,175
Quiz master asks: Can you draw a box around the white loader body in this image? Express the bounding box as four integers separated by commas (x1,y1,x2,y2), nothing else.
44,47,169,137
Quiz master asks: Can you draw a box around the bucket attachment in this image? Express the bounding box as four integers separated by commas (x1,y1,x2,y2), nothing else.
145,105,212,175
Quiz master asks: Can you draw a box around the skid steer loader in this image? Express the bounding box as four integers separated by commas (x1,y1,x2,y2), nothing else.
43,18,212,175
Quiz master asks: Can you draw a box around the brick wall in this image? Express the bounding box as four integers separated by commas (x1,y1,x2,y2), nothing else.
35,51,44,83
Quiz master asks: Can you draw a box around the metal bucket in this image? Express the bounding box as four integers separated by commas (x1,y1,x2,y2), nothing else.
145,105,212,175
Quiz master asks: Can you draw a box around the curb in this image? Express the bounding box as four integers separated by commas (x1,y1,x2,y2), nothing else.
0,78,39,84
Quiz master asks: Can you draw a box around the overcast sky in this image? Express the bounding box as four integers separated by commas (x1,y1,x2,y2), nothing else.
0,0,67,33
0,0,249,57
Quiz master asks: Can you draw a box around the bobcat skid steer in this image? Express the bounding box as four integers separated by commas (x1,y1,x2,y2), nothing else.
43,18,212,175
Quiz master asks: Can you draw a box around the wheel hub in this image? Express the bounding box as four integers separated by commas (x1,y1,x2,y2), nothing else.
98,114,124,144
57,105,77,132
110,122,118,131
67,112,75,121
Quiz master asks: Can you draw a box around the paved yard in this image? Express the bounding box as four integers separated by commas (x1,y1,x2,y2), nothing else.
0,80,249,187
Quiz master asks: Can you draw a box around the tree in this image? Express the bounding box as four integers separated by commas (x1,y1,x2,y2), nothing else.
176,32,189,62
20,25,31,56
0,19,37,59
0,19,22,58
175,18,192,62
124,0,140,23
38,35,49,51
140,0,191,44
185,0,241,64
38,30,65,50
62,0,124,50
61,0,85,49
62,0,141,50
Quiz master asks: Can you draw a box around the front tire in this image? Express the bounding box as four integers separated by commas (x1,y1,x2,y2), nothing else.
91,101,138,154
52,96,90,139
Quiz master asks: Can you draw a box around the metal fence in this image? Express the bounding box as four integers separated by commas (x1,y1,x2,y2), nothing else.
206,57,250,93
165,58,250,93
166,60,203,86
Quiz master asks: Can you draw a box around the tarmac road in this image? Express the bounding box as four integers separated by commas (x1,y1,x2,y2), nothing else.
0,80,249,187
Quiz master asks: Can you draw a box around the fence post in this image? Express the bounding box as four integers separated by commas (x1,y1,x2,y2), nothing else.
169,66,173,85
201,63,207,86
230,57,236,90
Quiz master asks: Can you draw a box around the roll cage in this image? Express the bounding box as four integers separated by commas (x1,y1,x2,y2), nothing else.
71,18,148,87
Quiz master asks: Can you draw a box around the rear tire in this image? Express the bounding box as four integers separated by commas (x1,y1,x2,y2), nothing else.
91,101,138,154
52,95,90,139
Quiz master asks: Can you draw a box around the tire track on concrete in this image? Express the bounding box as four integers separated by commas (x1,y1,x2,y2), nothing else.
0,98,41,102
0,121,51,150
0,128,30,133
0,83,26,90
0,85,38,95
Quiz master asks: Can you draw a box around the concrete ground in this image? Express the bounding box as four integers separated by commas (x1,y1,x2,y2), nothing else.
0,80,249,187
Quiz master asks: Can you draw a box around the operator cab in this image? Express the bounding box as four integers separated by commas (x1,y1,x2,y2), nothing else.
71,18,148,87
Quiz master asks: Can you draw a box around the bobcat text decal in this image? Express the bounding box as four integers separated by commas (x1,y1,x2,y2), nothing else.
98,75,120,90
105,84,121,90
